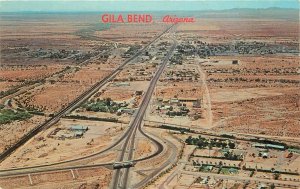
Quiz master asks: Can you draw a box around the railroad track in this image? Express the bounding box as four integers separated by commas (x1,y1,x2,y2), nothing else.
111,31,177,189
0,24,174,163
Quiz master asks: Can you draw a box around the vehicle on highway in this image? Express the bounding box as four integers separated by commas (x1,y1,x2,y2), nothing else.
113,161,136,169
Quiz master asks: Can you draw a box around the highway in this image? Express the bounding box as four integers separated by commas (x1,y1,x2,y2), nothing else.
133,133,178,189
0,24,174,163
111,30,178,189
0,141,164,178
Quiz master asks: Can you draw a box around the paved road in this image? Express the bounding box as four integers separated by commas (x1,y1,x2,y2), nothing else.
111,30,177,189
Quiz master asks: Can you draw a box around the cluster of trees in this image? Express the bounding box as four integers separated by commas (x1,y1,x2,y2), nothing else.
0,88,19,98
84,98,125,113
249,138,287,149
223,151,242,160
185,135,236,149
160,124,191,133
0,109,32,124
125,45,142,55
65,114,119,123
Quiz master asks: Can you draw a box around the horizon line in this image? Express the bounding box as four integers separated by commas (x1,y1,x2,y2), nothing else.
0,7,299,13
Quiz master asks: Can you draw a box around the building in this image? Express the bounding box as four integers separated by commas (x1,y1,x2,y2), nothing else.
192,100,201,108
70,125,89,131
170,98,179,104
228,168,238,174
266,144,285,150
70,125,88,138
114,82,130,87
257,184,268,189
253,143,285,150
288,148,300,154
74,131,84,137
253,143,265,148
178,97,198,102
117,108,135,115
140,55,150,61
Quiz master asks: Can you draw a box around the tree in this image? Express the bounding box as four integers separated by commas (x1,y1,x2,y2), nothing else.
221,143,227,149
105,98,112,106
185,136,193,145
270,183,275,189
219,161,223,167
224,152,229,159
228,142,235,149
197,140,205,149
273,173,280,180
258,152,262,157
271,168,275,172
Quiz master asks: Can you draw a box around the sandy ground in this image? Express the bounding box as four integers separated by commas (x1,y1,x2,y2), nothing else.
0,81,21,91
210,87,284,103
0,119,127,169
0,65,63,81
177,18,298,42
134,138,156,160
0,115,46,153
0,167,112,189
0,13,299,189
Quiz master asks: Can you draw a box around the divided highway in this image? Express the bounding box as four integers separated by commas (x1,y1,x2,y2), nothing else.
111,35,177,189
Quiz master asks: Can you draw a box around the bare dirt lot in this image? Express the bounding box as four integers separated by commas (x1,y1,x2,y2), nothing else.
0,65,63,81
203,56,300,137
0,115,46,153
0,119,125,169
0,167,112,189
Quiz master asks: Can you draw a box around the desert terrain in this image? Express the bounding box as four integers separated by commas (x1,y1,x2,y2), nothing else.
0,8,299,189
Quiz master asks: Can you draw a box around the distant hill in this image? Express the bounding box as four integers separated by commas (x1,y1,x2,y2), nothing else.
171,8,299,20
